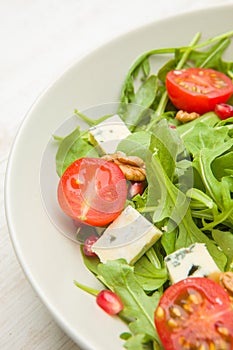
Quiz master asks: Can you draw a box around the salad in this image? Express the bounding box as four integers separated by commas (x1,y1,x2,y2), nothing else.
54,31,233,350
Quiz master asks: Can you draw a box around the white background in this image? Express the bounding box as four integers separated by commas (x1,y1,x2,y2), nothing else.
1,0,233,349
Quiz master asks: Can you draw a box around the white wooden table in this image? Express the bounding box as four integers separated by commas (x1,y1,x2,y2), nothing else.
1,0,232,349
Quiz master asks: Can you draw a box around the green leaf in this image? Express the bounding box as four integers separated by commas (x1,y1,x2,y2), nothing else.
189,38,231,69
122,75,157,129
142,58,151,78
145,145,226,263
117,131,151,161
124,334,157,350
212,229,233,269
97,259,160,340
134,255,168,291
193,140,233,216
55,127,98,176
81,246,100,275
149,119,183,180
212,151,233,180
177,112,219,140
181,123,230,158
157,58,176,81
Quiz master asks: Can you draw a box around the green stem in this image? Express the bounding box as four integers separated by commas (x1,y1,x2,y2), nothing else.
74,109,113,127
201,205,233,231
146,247,161,269
190,30,233,51
146,32,201,131
120,47,177,103
73,280,100,296
53,134,65,142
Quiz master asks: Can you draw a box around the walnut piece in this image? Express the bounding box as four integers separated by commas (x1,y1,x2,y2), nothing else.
220,271,233,296
102,151,146,181
175,110,200,123
209,271,233,299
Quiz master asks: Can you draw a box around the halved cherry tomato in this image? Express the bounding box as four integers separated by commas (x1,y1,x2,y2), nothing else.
154,277,233,350
166,68,233,114
57,158,127,226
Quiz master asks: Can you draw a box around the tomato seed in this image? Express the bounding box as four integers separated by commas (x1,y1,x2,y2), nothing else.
167,318,179,328
187,292,202,305
178,336,191,349
216,326,229,337
216,339,228,350
155,306,165,319
209,341,216,350
170,306,182,318
182,303,194,313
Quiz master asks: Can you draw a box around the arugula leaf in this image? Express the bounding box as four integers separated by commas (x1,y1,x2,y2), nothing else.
180,123,230,157
212,151,233,180
179,119,233,230
124,333,159,350
193,140,233,224
134,255,167,291
81,247,100,275
189,38,231,69
117,131,151,161
97,259,161,340
121,75,157,129
212,229,233,270
55,126,98,176
146,138,227,268
149,120,184,180
177,112,220,139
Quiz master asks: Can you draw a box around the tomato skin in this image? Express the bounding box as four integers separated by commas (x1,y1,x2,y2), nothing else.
154,277,233,350
166,68,233,114
57,158,127,226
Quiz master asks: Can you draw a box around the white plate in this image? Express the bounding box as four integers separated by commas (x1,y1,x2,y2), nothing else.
5,5,233,350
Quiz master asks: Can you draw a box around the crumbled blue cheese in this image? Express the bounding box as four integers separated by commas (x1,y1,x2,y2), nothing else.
165,243,220,284
91,205,162,265
89,114,131,154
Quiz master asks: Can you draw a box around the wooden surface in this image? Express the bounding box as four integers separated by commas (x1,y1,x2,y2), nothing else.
1,0,232,349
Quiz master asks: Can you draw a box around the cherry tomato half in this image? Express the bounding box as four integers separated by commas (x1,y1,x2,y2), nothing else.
154,277,233,350
57,158,127,226
166,68,233,114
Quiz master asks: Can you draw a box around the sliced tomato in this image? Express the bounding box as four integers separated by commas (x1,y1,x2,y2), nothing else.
166,68,233,114
154,277,233,350
57,158,127,226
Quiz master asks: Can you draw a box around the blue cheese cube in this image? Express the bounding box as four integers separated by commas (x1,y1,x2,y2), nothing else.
165,243,220,284
89,114,131,154
91,205,162,265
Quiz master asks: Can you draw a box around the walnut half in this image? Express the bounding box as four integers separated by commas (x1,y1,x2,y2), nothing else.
175,110,200,123
102,151,146,181
220,271,233,296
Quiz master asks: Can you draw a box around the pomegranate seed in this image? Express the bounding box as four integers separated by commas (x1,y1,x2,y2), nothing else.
83,235,98,256
128,181,146,198
214,103,233,120
96,290,124,315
